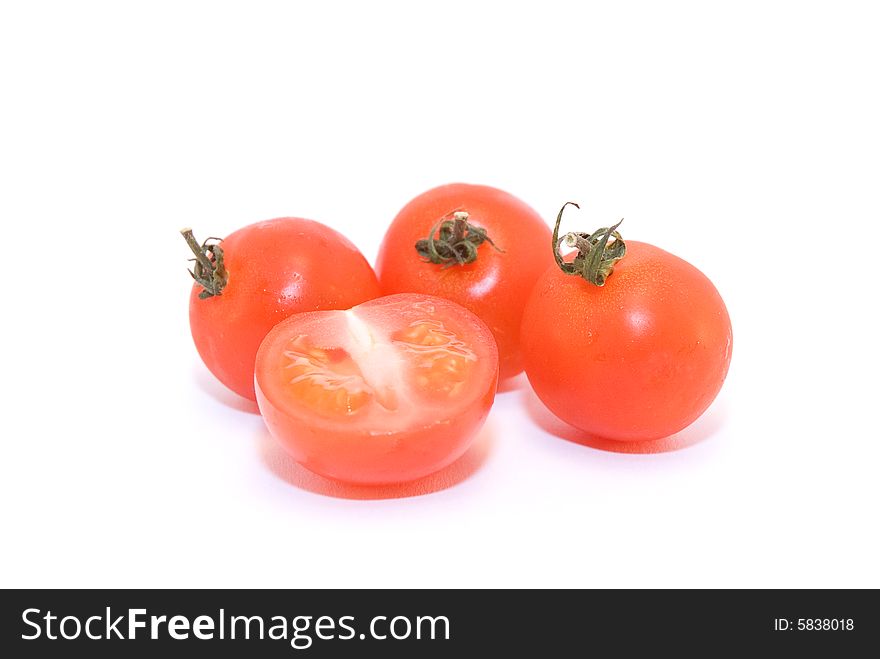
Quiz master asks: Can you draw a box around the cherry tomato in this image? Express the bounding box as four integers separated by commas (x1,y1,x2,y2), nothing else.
254,294,498,484
520,204,732,442
375,183,552,380
183,218,380,401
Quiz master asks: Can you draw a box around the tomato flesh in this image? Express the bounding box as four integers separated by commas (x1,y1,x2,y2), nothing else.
255,294,498,484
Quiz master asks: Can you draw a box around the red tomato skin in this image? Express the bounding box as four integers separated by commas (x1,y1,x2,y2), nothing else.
521,241,732,442
254,294,499,484
375,183,553,380
189,218,380,401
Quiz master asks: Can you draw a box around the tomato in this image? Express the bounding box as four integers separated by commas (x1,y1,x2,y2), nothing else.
254,294,498,484
375,183,553,380
520,204,732,442
183,218,381,401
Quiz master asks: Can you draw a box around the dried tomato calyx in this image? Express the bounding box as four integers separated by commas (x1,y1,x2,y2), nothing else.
415,211,502,267
552,202,626,287
181,228,228,299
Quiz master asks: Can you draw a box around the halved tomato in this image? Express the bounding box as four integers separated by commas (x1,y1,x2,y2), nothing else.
254,294,499,484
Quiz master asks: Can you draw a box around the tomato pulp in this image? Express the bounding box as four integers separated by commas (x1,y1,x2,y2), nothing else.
255,294,499,484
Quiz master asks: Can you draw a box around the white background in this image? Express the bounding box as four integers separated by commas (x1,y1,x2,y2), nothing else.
2,1,878,588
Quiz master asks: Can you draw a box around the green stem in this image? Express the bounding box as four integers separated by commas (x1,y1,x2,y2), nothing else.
552,202,626,286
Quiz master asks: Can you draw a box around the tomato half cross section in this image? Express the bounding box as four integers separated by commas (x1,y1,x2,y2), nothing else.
255,294,499,484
